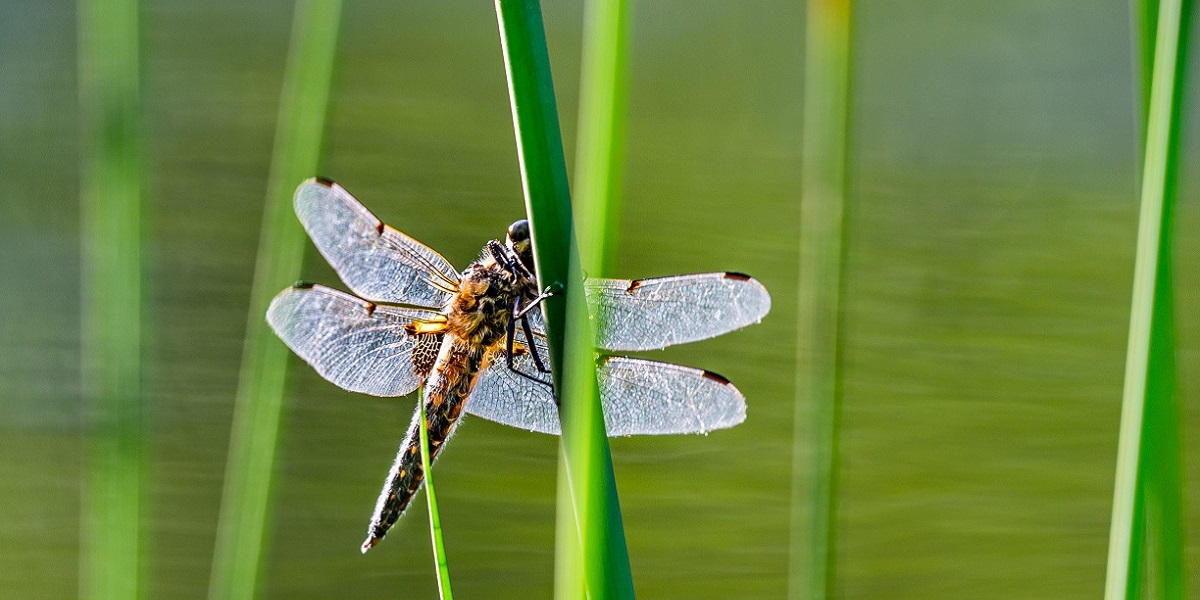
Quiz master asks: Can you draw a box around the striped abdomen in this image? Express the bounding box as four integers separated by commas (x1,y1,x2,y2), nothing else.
360,335,493,552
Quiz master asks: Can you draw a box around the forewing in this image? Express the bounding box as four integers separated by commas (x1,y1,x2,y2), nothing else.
466,333,746,436
586,272,771,351
266,283,443,397
294,178,459,307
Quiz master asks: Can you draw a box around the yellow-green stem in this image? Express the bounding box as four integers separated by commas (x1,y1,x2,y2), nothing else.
1104,0,1189,597
78,0,144,596
419,390,454,600
207,2,343,599
790,1,852,599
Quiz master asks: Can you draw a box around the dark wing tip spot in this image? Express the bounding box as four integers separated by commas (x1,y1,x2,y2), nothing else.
374,221,385,236
364,302,377,316
723,272,753,281
293,280,316,289
312,176,337,187
625,279,643,293
701,369,733,385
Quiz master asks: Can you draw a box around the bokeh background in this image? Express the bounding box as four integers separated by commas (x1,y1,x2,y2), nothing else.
2,0,1199,597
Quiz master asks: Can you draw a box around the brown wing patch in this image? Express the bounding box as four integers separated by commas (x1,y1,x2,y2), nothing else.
411,333,443,380
700,369,733,385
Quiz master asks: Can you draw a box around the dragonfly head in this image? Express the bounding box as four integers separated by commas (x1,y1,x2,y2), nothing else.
506,219,535,275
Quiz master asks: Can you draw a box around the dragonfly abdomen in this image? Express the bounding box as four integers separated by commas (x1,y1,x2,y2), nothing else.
360,335,493,552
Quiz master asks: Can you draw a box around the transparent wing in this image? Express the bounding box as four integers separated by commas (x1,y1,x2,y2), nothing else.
266,283,444,397
585,272,771,351
466,334,746,435
294,178,459,308
464,334,560,435
595,357,746,435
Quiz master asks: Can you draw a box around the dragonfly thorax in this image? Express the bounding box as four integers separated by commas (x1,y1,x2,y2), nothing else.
446,244,536,349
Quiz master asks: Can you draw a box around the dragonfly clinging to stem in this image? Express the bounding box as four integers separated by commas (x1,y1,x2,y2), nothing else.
266,178,771,552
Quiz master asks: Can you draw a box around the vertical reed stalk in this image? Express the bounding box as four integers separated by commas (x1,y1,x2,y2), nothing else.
418,390,454,600
493,1,635,598
1105,0,1189,597
78,0,144,596
573,0,630,277
207,2,342,599
789,1,852,599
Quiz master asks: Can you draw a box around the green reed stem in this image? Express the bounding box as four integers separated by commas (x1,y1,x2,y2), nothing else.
418,390,454,600
789,1,852,599
1105,0,1189,598
78,0,144,597
493,1,635,598
208,2,342,599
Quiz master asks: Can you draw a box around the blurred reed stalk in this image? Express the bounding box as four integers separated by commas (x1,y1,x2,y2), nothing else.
789,1,851,599
572,0,629,277
78,0,144,597
207,2,342,599
418,390,454,600
1104,0,1189,597
492,1,636,598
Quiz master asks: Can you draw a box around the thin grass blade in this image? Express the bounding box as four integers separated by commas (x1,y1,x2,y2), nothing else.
418,389,454,600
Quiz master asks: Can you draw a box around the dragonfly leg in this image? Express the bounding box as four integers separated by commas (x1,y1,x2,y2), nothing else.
510,295,551,375
514,282,561,320
488,241,511,268
488,240,537,281
505,297,554,389
520,313,551,374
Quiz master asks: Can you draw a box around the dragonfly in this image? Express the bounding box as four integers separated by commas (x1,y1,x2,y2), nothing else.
266,178,771,552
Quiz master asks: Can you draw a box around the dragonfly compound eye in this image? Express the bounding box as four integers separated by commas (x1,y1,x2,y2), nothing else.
506,219,535,275
506,219,530,248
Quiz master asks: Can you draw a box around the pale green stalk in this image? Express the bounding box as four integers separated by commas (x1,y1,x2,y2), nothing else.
207,2,342,599
789,1,852,599
572,0,630,278
1104,0,1189,597
78,0,144,596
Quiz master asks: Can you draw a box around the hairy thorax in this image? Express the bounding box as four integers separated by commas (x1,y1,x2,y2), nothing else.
445,255,531,350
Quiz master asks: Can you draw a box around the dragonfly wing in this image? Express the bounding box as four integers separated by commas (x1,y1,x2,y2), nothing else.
586,272,770,351
597,356,746,435
466,333,746,436
294,178,459,308
266,283,444,397
465,333,560,434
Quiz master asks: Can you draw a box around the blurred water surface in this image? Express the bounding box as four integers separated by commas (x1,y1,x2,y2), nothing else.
1,1,1198,598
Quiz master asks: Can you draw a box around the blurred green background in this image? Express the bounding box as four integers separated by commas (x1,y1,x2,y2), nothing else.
2,0,1199,597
